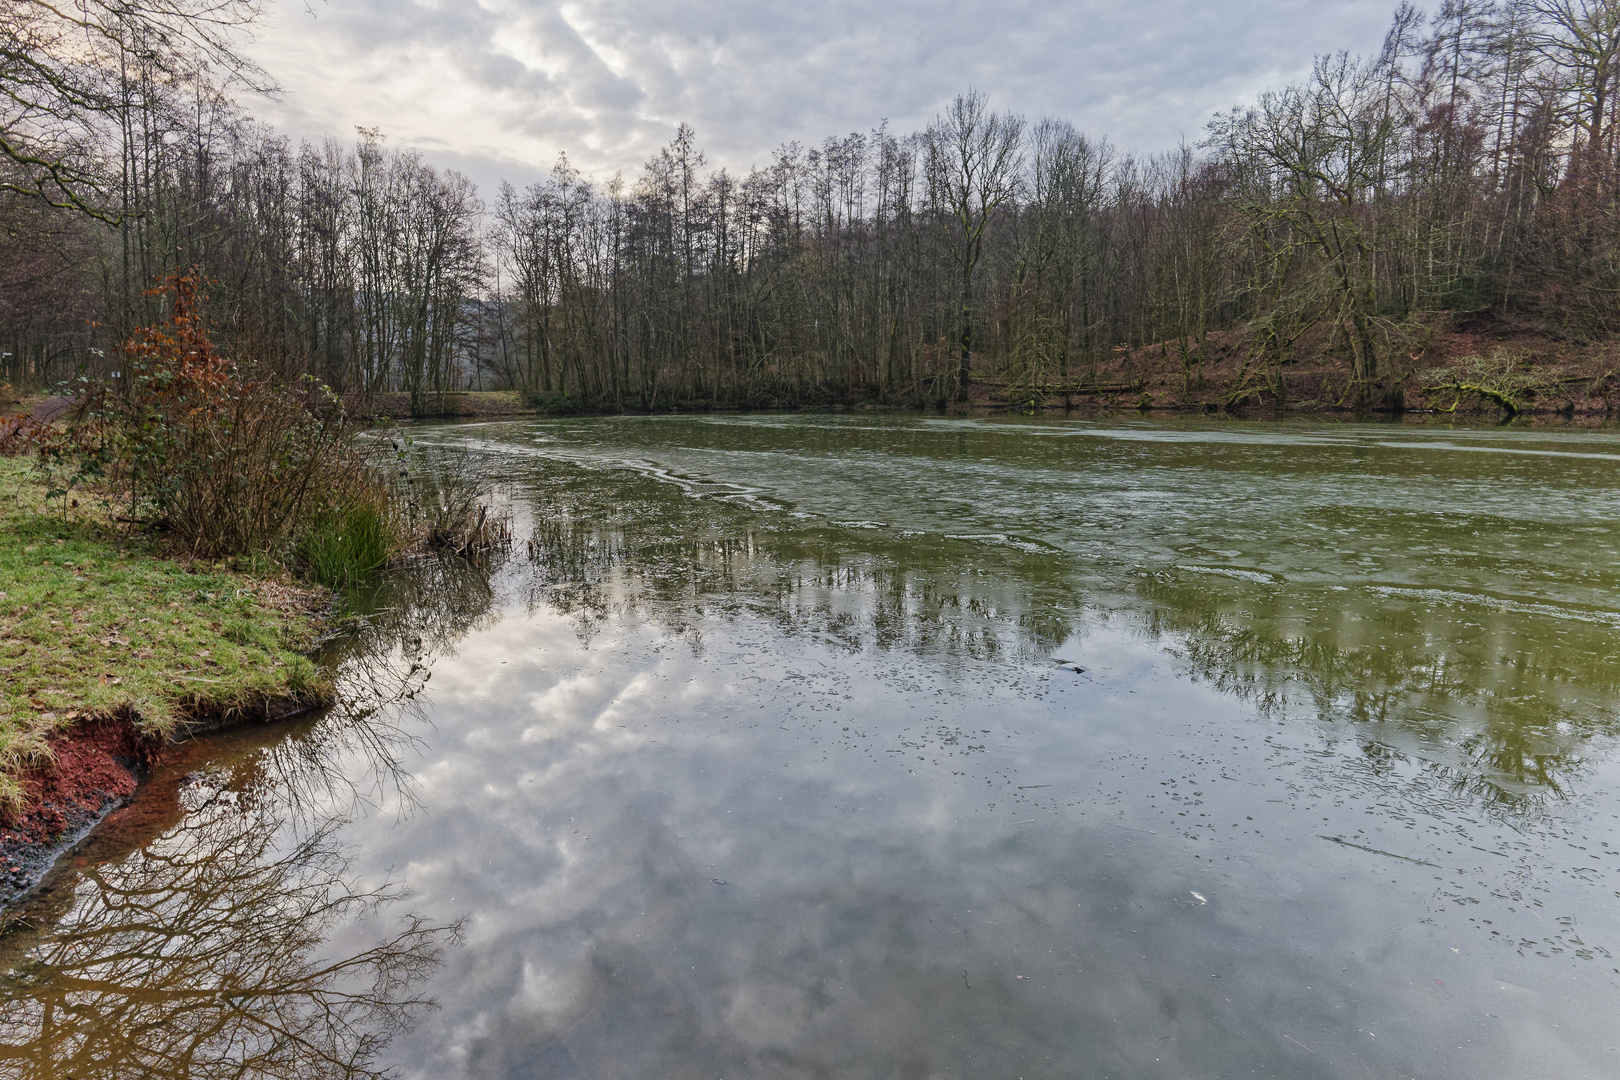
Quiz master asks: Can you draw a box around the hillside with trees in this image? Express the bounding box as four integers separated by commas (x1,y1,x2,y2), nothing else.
5,0,1620,415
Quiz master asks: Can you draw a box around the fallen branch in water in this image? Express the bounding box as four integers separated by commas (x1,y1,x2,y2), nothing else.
1317,834,1440,867
1427,380,1524,415
1421,351,1563,416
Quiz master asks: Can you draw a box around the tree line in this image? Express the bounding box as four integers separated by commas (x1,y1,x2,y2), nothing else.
5,0,1620,410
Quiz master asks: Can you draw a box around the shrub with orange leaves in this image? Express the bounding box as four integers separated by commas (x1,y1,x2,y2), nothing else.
66,270,396,558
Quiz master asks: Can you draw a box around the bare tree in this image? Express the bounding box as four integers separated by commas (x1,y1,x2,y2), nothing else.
0,0,267,219
926,91,1024,398
1212,54,1402,401
1533,0,1620,163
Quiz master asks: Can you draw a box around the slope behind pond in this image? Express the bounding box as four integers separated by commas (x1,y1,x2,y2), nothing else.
3,414,1620,1080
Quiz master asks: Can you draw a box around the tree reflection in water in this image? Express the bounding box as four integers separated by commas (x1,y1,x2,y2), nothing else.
1137,571,1620,811
522,500,1079,668
0,792,457,1080
289,547,511,818
514,458,1620,815
0,549,505,1080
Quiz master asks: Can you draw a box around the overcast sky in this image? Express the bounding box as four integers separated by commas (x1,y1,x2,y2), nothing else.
246,0,1399,193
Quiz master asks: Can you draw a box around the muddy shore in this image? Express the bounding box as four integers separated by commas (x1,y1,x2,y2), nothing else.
0,698,321,912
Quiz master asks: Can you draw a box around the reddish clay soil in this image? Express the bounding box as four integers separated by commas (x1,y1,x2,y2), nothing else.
0,718,159,906
0,698,322,911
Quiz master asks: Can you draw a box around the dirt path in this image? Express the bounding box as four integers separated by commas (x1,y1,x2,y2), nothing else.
1,395,73,440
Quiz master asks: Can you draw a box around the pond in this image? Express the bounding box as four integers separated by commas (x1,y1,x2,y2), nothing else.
5,413,1620,1079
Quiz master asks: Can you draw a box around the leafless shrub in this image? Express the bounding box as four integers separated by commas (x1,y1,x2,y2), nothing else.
402,448,512,557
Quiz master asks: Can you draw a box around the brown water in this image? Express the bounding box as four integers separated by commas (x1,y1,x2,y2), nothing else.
4,413,1620,1079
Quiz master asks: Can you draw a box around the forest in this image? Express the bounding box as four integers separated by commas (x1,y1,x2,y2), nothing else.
5,0,1620,413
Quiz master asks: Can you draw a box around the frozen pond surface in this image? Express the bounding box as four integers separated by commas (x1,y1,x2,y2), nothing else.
5,414,1620,1079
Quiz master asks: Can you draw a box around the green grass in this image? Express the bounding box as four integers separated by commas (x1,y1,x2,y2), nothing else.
300,503,395,590
0,456,331,809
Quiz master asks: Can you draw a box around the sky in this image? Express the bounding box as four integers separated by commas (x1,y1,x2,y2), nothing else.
245,0,1400,194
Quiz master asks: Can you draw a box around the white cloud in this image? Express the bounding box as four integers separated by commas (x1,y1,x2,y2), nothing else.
246,0,1396,192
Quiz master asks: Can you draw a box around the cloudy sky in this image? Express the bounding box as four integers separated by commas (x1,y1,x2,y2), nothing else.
247,0,1398,192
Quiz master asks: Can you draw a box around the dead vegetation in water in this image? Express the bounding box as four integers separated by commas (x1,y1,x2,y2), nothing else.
399,447,513,559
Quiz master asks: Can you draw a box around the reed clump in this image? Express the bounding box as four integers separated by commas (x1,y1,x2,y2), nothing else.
298,501,397,591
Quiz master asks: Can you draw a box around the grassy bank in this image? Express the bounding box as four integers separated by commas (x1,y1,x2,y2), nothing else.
0,456,329,810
